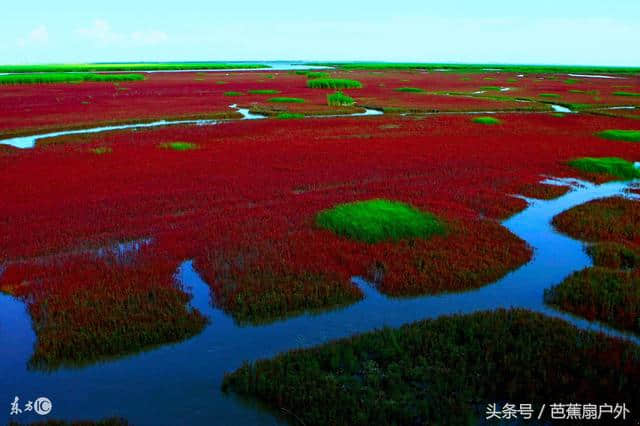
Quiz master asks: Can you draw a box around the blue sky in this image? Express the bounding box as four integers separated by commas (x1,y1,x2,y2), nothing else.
1,0,639,65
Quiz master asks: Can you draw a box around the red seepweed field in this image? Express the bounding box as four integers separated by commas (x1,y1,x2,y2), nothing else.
1,67,640,423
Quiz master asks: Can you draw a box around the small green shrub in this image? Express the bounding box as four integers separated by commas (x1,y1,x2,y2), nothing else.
307,78,362,89
268,97,305,103
159,142,198,151
327,91,355,106
472,116,501,125
394,87,425,93
276,113,305,119
248,89,280,95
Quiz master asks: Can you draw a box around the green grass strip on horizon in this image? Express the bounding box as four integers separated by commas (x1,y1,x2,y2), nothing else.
309,62,640,75
0,73,145,84
0,63,269,73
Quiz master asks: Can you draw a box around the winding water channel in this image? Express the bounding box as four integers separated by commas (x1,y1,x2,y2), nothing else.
1,177,639,424
0,105,383,149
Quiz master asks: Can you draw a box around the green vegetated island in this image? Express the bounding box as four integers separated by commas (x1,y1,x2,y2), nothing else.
312,62,640,74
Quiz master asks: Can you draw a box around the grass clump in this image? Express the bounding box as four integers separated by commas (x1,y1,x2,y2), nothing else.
276,112,305,119
0,73,144,85
222,309,640,426
159,142,198,151
305,71,329,79
327,91,355,106
613,91,640,97
224,91,244,96
248,89,280,95
394,87,425,93
472,116,501,125
539,93,560,98
268,97,305,103
567,157,640,180
91,147,112,155
315,199,445,244
307,78,362,89
597,129,640,142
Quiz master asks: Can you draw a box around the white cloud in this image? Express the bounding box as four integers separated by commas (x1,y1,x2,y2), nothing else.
77,19,123,45
132,30,168,45
17,25,49,48
77,20,168,47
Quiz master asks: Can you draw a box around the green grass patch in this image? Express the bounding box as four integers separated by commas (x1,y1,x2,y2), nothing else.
565,78,580,84
268,97,305,103
305,71,329,79
613,91,640,97
567,157,640,180
276,112,305,119
222,309,640,426
0,62,268,73
248,89,280,95
327,91,355,106
307,78,362,89
394,87,425,93
159,142,198,151
479,86,501,91
91,147,112,155
597,129,640,142
224,91,244,96
315,199,446,243
0,73,144,85
568,89,585,93
472,116,501,125
539,93,561,98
